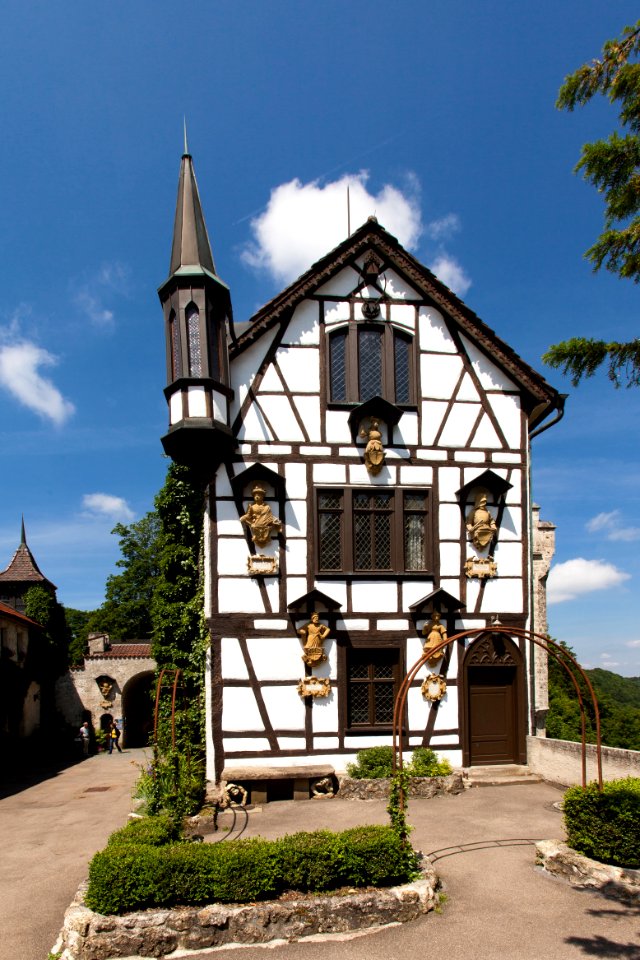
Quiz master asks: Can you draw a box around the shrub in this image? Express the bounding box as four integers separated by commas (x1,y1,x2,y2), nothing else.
85,824,419,914
107,814,181,848
406,747,452,778
346,746,395,779
346,745,452,779
563,777,640,868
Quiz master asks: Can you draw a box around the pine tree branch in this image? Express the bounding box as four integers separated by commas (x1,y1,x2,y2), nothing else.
542,337,640,387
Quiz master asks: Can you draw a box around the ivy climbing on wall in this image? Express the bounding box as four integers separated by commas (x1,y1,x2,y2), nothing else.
149,462,209,817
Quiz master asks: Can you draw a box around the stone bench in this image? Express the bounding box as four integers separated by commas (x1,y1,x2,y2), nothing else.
221,764,336,803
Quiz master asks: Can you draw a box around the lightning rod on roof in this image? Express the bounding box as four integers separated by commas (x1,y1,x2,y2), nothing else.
183,117,189,156
347,184,351,238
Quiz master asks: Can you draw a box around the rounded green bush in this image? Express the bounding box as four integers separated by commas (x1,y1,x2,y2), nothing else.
563,777,640,868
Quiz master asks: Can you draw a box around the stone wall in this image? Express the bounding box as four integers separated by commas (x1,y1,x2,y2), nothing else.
527,735,640,786
54,864,438,960
337,773,465,799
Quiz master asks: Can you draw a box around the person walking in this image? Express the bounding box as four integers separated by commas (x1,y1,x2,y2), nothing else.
109,720,122,754
79,721,90,757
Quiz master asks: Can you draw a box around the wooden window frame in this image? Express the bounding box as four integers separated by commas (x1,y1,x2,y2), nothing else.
327,322,416,406
316,487,432,575
345,645,402,732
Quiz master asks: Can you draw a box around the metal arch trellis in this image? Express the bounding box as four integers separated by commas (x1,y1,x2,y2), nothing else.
392,626,603,815
153,666,184,751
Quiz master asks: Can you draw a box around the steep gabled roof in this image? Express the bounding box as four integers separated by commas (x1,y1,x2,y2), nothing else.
231,218,561,427
0,522,56,590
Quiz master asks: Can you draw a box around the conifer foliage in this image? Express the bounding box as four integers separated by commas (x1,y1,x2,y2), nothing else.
544,20,640,386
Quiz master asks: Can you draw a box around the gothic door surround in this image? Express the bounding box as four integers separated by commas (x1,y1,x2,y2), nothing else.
463,633,525,766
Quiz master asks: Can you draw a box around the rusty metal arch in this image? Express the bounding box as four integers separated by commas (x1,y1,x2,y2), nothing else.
153,666,184,750
392,626,602,792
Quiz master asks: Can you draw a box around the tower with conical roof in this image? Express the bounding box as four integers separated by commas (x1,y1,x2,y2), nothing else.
0,518,56,612
159,140,235,467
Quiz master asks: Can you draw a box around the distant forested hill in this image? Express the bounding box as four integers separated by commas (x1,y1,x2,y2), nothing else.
546,646,640,751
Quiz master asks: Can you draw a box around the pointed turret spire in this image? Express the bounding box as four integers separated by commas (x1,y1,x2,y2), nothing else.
20,515,26,545
168,148,216,278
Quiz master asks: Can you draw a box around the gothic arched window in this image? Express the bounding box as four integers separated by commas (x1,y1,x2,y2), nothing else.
186,304,202,377
169,310,180,380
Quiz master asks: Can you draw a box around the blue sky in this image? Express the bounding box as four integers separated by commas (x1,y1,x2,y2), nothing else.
1,1,639,675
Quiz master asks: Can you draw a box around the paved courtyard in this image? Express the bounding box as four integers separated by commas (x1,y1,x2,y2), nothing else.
1,756,638,960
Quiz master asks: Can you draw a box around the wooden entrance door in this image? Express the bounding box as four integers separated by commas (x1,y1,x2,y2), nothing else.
468,666,517,764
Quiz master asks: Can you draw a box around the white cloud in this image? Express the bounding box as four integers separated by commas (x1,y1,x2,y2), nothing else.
586,510,620,533
82,493,135,522
74,288,114,328
626,639,640,649
428,255,472,297
425,213,460,241
548,557,631,604
242,171,423,286
0,341,75,426
586,509,640,541
73,261,129,329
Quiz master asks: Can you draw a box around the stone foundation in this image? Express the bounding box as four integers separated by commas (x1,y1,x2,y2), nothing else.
337,773,465,800
536,840,640,904
53,863,438,960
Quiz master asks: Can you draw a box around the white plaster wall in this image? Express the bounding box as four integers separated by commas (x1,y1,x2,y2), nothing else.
292,396,321,441
247,638,302,680
285,500,307,537
439,541,462,577
258,364,283,392
470,415,502,448
285,462,307,499
487,393,521,447
310,690,339,732
439,503,462,539
278,737,307,750
230,329,278,417
222,688,264,731
316,267,360,297
218,578,265,613
420,401,448,445
217,538,251,576
418,307,457,352
258,395,306,442
402,580,433,609
420,354,464,398
461,336,516,391
325,410,350,443
324,301,350,325
224,737,271,753
438,466,462,502
286,300,320,345
313,580,347,608
479,578,524,613
438,403,481,448
498,506,523,540
314,463,346,484
395,413,418,447
285,538,308,575
351,581,398,613
262,686,306,729
286,577,309,605
457,373,481,402
400,465,433,485
187,387,207,417
277,347,320,393
377,269,416,298
349,464,397,484
215,500,242,537
169,392,182,425
389,303,416,329
237,403,274,442
493,541,524,576
221,637,250,680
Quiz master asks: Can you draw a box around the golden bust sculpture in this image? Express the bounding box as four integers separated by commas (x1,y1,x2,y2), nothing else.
422,611,447,664
298,613,330,666
240,483,282,547
99,679,113,698
466,491,497,550
360,418,385,475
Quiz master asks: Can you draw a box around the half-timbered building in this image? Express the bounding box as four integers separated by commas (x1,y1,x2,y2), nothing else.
159,149,563,792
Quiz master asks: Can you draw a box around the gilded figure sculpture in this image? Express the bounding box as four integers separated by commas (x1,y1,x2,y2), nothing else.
422,611,447,664
360,418,385,475
466,491,497,550
240,483,282,547
298,613,330,666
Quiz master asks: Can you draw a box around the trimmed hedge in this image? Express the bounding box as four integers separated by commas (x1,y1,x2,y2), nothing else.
106,815,182,848
563,777,640,869
86,824,420,915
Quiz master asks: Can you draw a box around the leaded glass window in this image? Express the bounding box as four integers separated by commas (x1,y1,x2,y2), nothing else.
186,305,202,377
169,310,180,380
327,323,414,403
316,488,431,573
348,649,399,726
